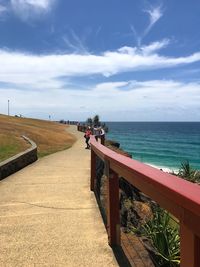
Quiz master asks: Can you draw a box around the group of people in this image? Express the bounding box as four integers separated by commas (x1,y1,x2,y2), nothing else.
84,126,105,149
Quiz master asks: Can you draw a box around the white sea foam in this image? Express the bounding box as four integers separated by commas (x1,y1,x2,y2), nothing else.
145,163,179,174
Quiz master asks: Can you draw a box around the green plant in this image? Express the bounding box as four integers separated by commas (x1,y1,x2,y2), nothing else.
141,208,180,267
178,160,200,183
86,117,93,126
93,114,100,126
85,115,109,132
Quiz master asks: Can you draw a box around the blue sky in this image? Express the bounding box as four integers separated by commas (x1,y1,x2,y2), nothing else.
0,0,200,121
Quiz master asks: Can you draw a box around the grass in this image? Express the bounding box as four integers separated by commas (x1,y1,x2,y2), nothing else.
0,114,76,161
0,133,29,162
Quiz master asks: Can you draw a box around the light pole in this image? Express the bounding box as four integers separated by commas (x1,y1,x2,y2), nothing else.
8,99,10,116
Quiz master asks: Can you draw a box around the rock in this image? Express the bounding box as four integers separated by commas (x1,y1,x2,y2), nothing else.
119,178,141,200
105,140,132,158
105,139,120,148
120,197,153,230
133,201,153,225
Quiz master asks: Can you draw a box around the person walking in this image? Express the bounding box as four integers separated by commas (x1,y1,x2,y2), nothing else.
93,126,101,141
84,127,92,149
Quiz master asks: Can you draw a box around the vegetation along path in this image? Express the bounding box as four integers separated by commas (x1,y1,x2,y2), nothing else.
0,126,118,267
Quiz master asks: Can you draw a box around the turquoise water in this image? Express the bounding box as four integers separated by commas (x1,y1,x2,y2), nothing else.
106,122,200,171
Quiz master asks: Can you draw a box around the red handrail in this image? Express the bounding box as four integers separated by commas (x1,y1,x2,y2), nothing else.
90,136,200,267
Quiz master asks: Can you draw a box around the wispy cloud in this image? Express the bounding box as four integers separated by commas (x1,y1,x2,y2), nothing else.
10,0,56,21
143,5,163,37
63,29,88,54
130,4,164,47
95,26,102,37
140,39,169,55
0,1,8,18
130,24,141,47
0,5,7,14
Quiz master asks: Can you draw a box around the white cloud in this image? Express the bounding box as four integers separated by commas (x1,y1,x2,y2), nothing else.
130,4,164,46
146,5,163,26
10,0,55,20
0,40,200,120
0,3,8,17
1,79,200,121
143,5,163,37
1,40,200,86
140,39,169,55
0,5,7,13
22,0,53,9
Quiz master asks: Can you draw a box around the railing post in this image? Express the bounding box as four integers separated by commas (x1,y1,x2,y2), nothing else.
105,160,120,247
180,223,200,267
91,149,96,191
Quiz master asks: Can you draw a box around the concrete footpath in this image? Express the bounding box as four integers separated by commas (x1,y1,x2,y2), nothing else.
0,126,118,267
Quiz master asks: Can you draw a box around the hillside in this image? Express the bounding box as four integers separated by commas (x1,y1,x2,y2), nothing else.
0,114,76,161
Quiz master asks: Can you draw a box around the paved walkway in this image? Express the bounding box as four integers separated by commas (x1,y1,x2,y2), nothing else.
0,126,118,267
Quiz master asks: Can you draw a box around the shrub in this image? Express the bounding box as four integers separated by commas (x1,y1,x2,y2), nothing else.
141,208,180,267
178,160,200,184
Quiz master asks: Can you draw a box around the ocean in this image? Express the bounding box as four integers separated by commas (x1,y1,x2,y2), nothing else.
106,122,200,172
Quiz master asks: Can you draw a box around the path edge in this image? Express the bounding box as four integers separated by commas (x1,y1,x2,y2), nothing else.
0,135,37,180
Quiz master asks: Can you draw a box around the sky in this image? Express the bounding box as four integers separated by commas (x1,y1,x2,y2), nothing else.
0,0,200,121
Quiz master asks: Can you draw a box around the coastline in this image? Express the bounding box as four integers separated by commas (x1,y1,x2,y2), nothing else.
145,162,179,174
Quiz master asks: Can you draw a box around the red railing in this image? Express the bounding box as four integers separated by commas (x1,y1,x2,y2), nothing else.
90,135,200,267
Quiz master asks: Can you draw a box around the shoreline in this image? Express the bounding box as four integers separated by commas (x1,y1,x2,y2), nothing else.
145,162,179,174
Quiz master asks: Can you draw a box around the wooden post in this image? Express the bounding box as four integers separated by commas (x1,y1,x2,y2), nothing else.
106,161,120,246
180,223,200,267
91,149,96,191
